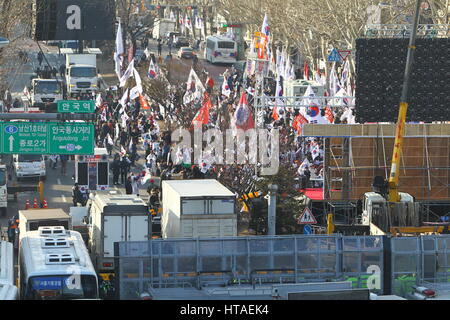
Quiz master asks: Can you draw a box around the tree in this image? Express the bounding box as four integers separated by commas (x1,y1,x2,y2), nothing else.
116,0,156,58
253,165,306,235
215,0,432,75
0,0,33,96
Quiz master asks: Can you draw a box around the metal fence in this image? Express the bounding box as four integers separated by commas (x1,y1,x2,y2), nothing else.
365,24,450,38
391,235,450,297
115,235,384,300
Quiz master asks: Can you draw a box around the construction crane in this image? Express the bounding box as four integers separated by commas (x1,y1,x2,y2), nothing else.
359,0,427,235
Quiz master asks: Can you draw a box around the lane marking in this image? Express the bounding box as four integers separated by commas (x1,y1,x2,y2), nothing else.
57,178,61,185
61,195,67,203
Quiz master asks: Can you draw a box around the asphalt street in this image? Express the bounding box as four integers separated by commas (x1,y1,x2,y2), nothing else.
145,39,230,87
0,45,149,230
1,40,233,230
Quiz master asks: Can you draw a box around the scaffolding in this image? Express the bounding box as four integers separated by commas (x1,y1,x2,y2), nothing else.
365,24,450,38
324,135,450,202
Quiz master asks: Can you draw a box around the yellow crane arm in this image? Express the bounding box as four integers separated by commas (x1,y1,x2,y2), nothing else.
388,102,408,203
387,0,421,203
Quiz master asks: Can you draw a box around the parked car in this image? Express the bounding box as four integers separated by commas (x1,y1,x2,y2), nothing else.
174,36,190,48
177,47,195,59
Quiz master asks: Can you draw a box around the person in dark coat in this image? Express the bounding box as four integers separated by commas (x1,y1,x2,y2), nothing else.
101,122,111,142
157,42,162,56
59,64,66,78
72,183,84,206
111,154,121,185
120,130,128,149
120,156,130,184
130,142,138,166
125,176,133,194
37,51,44,66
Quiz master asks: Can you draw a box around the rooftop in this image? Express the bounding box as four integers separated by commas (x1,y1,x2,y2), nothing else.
19,209,70,221
163,179,235,197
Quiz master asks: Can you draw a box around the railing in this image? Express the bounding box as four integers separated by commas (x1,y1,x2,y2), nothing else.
391,235,450,297
254,95,355,109
365,24,450,38
116,235,384,299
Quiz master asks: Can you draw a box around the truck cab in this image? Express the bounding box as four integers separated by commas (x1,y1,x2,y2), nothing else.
30,78,63,110
11,154,46,181
65,51,101,97
361,191,417,235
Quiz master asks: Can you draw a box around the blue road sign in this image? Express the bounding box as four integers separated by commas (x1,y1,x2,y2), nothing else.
303,224,312,235
4,125,18,134
328,48,342,62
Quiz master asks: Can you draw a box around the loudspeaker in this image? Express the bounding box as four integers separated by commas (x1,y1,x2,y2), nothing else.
355,38,450,123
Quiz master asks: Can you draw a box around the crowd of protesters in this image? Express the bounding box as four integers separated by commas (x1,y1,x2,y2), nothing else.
84,56,355,211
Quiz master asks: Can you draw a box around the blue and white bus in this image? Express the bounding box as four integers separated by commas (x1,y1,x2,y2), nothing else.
205,36,237,64
19,227,99,300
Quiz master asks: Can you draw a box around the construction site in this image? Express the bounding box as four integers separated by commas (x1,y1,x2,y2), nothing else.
300,123,450,229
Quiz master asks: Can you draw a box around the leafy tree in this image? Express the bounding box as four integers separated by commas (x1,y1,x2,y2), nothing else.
253,165,306,235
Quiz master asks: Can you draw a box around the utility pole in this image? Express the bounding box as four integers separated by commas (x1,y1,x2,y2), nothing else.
267,184,278,235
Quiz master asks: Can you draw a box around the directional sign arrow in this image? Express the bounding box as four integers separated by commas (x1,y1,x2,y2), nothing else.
8,135,14,152
75,145,82,150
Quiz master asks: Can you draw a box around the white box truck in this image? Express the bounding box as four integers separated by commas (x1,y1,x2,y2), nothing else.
152,19,176,40
161,179,237,239
87,193,150,272
18,208,72,242
65,52,100,97
30,78,63,110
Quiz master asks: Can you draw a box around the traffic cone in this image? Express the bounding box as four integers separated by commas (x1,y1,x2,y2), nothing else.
33,198,38,208
25,199,30,210
42,199,48,208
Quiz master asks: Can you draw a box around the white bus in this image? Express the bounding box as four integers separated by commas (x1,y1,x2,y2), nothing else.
0,241,18,300
205,36,237,64
19,227,99,300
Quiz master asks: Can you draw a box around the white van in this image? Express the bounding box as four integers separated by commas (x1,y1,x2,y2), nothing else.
204,36,237,64
12,154,46,180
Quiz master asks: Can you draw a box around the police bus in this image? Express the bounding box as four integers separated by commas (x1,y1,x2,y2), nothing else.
19,226,98,300
204,35,237,64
